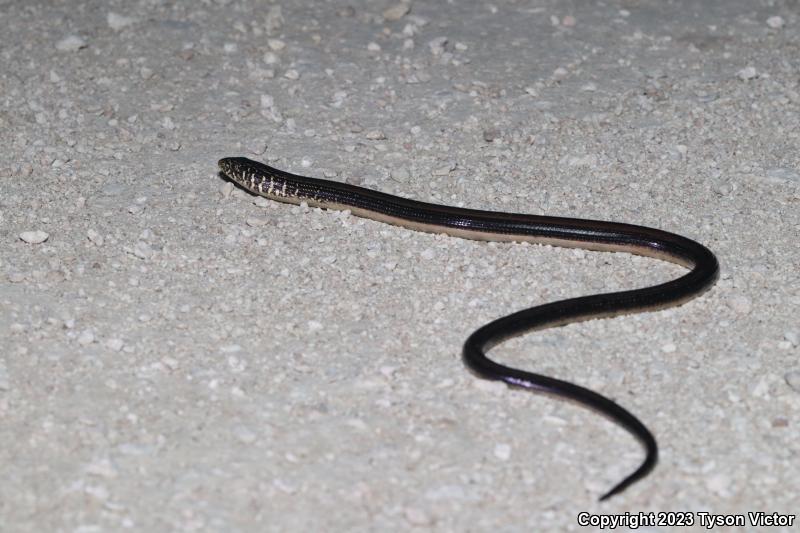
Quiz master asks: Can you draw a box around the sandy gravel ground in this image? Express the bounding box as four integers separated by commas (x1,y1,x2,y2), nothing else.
1,0,799,531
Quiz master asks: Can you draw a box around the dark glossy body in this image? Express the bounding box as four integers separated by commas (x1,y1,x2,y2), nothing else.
219,156,719,501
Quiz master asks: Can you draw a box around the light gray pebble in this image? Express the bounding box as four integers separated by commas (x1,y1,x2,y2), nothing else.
55,35,87,52
785,371,800,392
219,182,234,198
766,16,785,29
107,12,135,31
87,229,104,246
267,38,285,51
784,331,799,347
494,443,511,461
737,66,758,80
106,338,124,352
727,295,752,315
428,36,448,55
19,230,49,244
383,2,410,21
253,197,270,207
432,162,455,176
246,218,269,227
234,426,257,444
133,241,153,259
77,330,95,346
764,167,800,184
248,141,268,155
390,167,410,182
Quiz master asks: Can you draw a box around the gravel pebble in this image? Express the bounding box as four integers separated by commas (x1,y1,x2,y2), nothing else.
785,371,800,392
383,3,411,21
87,229,104,246
77,330,95,346
737,66,758,80
19,230,49,244
494,443,511,460
267,38,286,51
246,218,269,227
107,12,135,31
106,338,124,351
766,16,785,29
784,331,799,347
55,35,87,52
727,295,752,315
219,182,234,198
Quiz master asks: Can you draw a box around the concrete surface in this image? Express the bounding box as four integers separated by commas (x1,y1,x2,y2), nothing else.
1,0,799,531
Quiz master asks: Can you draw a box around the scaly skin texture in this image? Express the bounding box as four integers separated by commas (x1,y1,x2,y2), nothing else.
219,156,719,500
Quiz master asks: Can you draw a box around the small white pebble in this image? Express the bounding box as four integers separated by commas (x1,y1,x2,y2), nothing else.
253,197,270,208
391,167,410,182
784,331,799,347
552,66,569,80
766,16,785,29
246,218,269,227
234,426,258,444
267,38,286,51
132,241,152,259
428,36,448,55
55,35,87,52
785,371,800,392
263,52,279,65
494,443,512,461
78,330,95,346
383,3,411,21
107,12,135,31
367,42,381,52
308,320,323,332
87,229,104,246
727,295,752,315
661,343,677,353
106,338,124,352
260,94,275,109
219,344,242,354
737,66,758,80
219,182,234,198
139,66,154,80
86,458,118,478
19,230,49,244
284,69,300,80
